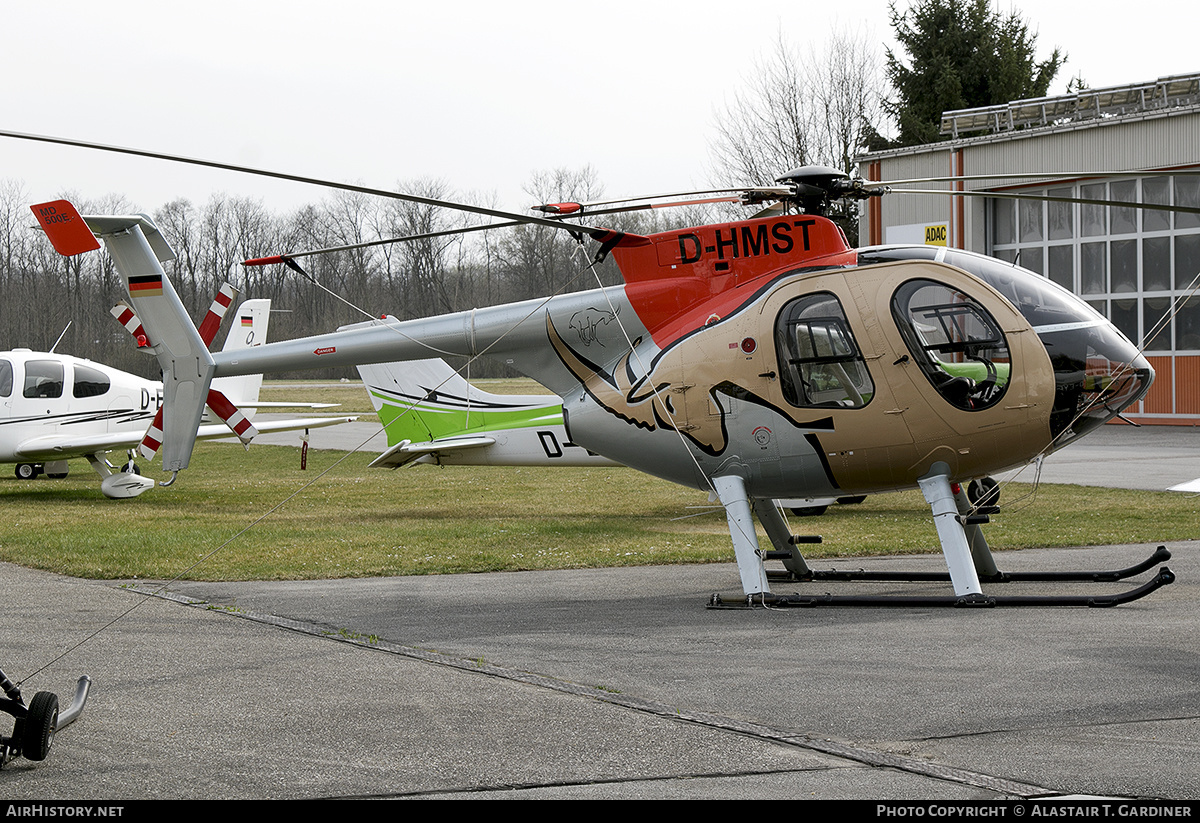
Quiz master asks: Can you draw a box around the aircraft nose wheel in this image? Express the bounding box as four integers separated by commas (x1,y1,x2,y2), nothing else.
968,476,1000,509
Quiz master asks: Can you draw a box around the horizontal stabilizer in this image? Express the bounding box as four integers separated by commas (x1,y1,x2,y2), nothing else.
368,435,496,469
31,200,100,256
202,415,359,443
237,402,341,409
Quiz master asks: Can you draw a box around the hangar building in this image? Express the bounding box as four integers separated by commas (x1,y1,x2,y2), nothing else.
858,73,1200,425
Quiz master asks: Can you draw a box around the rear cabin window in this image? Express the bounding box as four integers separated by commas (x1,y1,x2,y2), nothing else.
891,279,1010,411
0,359,11,397
23,360,64,399
775,293,874,408
73,364,111,398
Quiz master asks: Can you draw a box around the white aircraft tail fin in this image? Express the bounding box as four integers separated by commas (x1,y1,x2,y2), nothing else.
210,299,269,410
358,358,557,445
355,359,617,469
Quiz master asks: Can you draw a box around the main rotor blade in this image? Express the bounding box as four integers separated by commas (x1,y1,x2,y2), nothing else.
873,169,1200,187
534,185,794,213
890,187,1200,215
0,128,610,239
539,195,751,219
243,219,524,266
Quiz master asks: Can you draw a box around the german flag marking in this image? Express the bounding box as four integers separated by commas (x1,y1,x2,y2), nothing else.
128,275,164,297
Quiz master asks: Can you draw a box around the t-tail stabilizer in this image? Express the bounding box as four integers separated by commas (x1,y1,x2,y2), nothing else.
33,201,220,474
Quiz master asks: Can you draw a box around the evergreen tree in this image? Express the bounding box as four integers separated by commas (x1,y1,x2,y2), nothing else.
885,0,1065,146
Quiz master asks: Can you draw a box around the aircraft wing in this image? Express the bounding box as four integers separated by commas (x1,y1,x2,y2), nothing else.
368,435,496,469
235,402,341,409
201,415,358,441
13,416,357,462
13,430,157,461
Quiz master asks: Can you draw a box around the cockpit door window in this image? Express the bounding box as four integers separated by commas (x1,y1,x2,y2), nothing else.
891,279,1010,411
73,364,111,398
23,360,64,399
776,293,874,408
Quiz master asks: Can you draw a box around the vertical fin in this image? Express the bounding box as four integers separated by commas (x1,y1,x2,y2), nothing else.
87,214,211,473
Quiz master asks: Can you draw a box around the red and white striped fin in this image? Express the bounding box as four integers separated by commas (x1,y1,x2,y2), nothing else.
139,408,165,461
110,303,151,348
196,283,239,347
205,388,258,445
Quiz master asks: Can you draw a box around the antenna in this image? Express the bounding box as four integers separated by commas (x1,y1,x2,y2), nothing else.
49,320,72,353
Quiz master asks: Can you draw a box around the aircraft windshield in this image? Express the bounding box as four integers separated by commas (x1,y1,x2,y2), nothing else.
860,246,1153,445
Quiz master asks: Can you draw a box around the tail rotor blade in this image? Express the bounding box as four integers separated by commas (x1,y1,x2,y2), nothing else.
110,303,152,348
139,407,165,461
205,388,259,445
196,283,239,347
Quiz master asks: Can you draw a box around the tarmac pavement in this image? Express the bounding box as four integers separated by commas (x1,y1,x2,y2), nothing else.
3,424,1199,800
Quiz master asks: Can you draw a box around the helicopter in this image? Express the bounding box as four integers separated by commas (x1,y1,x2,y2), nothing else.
9,128,1180,607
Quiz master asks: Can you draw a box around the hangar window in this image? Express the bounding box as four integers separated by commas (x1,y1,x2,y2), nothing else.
990,173,1200,356
23,360,64,399
775,293,874,408
891,279,1010,411
73,364,110,398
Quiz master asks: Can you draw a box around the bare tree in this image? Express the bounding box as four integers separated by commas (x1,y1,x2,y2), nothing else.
810,27,890,175
709,32,812,187
496,167,608,301
707,27,890,242
708,27,890,184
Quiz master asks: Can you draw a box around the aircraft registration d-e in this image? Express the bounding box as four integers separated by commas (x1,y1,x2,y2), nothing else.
9,128,1184,608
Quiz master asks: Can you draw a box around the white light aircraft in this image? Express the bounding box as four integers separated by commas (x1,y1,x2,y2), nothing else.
1,289,357,499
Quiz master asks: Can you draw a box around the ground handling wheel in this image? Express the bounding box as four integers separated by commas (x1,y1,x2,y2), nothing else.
20,691,58,762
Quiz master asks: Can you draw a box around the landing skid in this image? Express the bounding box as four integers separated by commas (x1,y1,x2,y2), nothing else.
710,565,1176,609
767,545,1173,584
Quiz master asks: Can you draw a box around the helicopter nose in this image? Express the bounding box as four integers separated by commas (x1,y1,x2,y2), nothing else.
1040,320,1153,447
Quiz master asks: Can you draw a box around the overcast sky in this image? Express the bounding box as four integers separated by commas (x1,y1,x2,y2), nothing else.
2,0,1196,218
